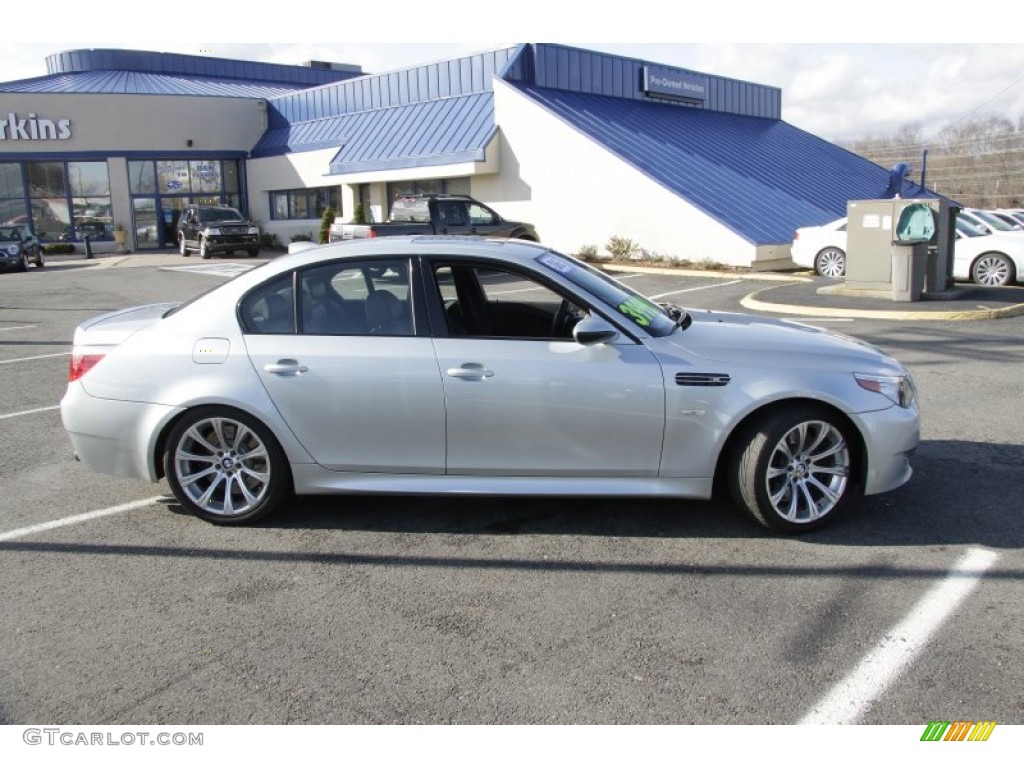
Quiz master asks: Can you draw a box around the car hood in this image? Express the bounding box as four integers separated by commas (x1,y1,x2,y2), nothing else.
655,309,906,375
72,302,180,347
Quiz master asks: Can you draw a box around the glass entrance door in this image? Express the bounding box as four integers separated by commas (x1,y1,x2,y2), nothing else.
132,198,158,249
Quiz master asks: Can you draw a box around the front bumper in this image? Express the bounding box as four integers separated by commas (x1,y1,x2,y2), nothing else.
851,403,920,495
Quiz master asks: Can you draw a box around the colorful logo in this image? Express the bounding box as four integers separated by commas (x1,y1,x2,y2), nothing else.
920,721,997,742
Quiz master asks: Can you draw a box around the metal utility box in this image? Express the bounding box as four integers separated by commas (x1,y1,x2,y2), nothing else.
845,199,958,300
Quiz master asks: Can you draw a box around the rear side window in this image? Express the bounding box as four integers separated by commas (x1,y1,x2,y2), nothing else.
299,260,413,336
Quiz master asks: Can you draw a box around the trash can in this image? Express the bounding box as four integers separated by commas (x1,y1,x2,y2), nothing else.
891,241,927,302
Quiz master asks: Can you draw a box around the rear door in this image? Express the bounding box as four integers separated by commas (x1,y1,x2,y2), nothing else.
242,259,446,474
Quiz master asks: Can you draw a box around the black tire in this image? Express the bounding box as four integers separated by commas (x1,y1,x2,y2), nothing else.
814,247,846,278
179,236,190,257
163,406,290,525
17,253,28,272
199,237,211,259
971,253,1015,287
247,248,260,258
34,251,45,268
728,405,855,533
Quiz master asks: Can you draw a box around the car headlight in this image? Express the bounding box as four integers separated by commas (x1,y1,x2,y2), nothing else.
247,226,259,235
4,245,19,255
203,227,222,237
854,373,916,408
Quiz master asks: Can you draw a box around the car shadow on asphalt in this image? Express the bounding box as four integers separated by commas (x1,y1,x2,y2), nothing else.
247,439,1023,550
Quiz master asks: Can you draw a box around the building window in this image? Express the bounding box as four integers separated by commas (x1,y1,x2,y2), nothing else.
269,186,341,220
385,177,471,218
0,163,29,227
22,160,113,241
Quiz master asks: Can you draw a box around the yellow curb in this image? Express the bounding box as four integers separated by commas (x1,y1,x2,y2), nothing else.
601,263,813,283
741,283,1024,321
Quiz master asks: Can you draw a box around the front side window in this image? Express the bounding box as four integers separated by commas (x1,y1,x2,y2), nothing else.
432,263,586,339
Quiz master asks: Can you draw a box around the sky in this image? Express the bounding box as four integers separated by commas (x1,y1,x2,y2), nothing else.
4,4,1023,145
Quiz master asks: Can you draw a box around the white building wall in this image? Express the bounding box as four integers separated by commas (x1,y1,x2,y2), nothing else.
246,148,342,244
474,79,756,266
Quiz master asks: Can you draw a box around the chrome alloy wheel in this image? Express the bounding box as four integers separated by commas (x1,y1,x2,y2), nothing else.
815,247,846,278
764,420,850,524
972,254,1013,286
173,416,271,517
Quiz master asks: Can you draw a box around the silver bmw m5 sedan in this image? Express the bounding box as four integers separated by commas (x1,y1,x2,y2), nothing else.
60,237,919,533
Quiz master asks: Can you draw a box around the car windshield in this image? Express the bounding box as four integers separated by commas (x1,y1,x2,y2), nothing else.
957,218,987,237
533,251,680,336
199,208,245,223
970,210,1015,231
0,226,22,241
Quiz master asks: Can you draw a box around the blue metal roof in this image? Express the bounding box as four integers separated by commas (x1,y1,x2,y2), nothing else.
512,83,936,245
45,49,360,87
0,70,301,98
505,44,781,120
251,92,496,173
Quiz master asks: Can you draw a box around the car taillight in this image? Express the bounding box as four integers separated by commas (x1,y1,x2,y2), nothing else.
367,230,377,238
69,353,104,382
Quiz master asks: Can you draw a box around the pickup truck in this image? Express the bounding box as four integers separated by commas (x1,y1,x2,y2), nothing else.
329,195,539,243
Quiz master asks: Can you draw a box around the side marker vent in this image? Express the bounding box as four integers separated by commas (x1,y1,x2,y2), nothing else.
676,372,730,387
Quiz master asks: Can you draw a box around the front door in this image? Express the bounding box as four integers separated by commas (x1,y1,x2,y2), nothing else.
428,261,665,477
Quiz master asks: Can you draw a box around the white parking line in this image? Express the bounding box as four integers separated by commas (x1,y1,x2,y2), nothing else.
0,404,60,421
0,352,70,365
648,280,742,299
0,496,166,542
798,547,998,725
0,325,37,333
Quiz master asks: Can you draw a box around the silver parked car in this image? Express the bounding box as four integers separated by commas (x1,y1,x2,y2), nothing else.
61,237,919,533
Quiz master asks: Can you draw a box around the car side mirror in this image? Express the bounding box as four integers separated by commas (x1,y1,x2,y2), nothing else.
573,316,619,346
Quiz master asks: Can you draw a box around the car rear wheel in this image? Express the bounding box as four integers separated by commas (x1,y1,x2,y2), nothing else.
729,406,855,533
179,236,190,257
34,251,44,267
972,253,1015,286
814,247,846,278
164,407,290,525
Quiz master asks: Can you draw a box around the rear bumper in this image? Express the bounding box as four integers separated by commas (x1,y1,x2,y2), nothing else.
60,382,184,481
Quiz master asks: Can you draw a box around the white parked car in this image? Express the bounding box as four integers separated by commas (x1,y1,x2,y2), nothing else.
791,217,848,278
792,215,1022,286
953,219,1024,286
61,237,921,533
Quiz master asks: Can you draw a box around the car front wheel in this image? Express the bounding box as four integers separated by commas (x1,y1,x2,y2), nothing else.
972,253,1015,286
729,406,855,533
179,236,190,257
815,247,846,278
199,238,211,259
164,407,290,525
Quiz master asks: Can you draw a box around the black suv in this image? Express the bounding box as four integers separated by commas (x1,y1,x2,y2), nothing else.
177,205,260,259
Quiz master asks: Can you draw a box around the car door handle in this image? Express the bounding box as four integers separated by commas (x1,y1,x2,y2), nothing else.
264,359,309,376
447,363,494,380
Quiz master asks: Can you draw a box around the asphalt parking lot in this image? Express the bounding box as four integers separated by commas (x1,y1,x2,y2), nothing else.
1,253,1022,725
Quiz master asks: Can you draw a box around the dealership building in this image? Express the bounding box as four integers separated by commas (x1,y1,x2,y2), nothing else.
0,44,925,266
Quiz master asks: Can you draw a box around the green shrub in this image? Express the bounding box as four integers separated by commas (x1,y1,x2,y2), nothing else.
576,244,599,262
290,233,313,243
318,206,336,245
353,203,368,225
259,232,282,249
606,236,639,260
44,243,76,255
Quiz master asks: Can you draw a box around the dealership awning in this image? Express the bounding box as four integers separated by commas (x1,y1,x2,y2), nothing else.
251,92,496,174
